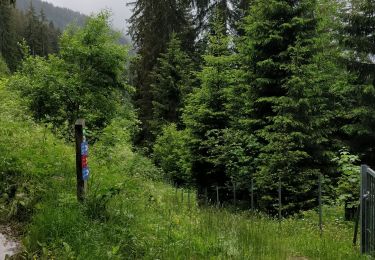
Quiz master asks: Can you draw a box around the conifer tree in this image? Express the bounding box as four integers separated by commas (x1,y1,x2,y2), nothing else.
192,0,251,34
183,9,238,193
48,21,60,53
0,0,18,70
341,0,375,165
39,9,49,56
150,33,195,137
128,0,195,146
238,0,350,214
24,2,41,56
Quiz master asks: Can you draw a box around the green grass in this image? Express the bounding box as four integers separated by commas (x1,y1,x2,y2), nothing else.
0,79,365,259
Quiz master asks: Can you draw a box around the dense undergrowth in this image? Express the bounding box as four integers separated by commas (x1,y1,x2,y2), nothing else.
0,79,365,259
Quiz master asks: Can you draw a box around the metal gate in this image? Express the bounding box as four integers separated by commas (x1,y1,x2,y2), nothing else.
361,165,375,254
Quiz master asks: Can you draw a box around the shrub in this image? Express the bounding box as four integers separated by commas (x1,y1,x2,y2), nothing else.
153,124,192,185
0,79,74,221
333,148,360,219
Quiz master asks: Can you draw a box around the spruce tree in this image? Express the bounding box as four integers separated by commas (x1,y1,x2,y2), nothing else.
341,0,375,166
192,0,251,34
128,0,195,146
39,9,49,56
0,0,18,70
150,33,195,137
238,0,349,214
183,9,238,195
24,2,41,56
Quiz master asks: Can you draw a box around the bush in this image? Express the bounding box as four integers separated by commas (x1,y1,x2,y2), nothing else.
0,79,74,221
153,124,192,185
333,148,360,219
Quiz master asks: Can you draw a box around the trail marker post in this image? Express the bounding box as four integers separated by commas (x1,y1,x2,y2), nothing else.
75,119,89,202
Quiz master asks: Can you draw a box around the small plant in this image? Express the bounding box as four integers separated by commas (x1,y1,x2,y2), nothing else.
333,148,360,220
153,124,193,185
85,184,123,221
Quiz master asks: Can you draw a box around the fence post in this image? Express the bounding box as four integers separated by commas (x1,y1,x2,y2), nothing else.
216,185,220,207
205,187,208,206
233,182,236,207
75,119,87,202
318,173,323,237
251,176,254,212
360,165,368,254
188,189,191,209
278,175,282,222
353,203,360,246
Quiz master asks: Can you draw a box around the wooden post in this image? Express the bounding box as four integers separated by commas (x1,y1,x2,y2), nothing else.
75,119,87,202
318,173,323,237
233,182,236,207
188,189,191,209
278,175,282,222
360,165,368,254
251,176,254,212
353,203,360,246
216,185,220,207
204,187,208,206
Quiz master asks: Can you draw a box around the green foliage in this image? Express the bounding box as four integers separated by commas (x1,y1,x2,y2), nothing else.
150,34,195,137
229,0,351,214
206,129,259,189
10,11,132,139
0,79,74,221
0,55,10,77
340,0,375,166
333,148,360,209
0,0,19,70
191,0,250,35
0,0,60,71
0,67,364,260
183,9,239,190
153,124,192,185
128,0,195,145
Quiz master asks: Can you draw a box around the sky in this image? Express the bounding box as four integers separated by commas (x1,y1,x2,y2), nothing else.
43,0,133,33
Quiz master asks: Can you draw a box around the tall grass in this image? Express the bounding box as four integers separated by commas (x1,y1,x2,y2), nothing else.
0,79,365,259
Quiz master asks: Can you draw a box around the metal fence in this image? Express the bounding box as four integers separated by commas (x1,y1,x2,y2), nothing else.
360,165,375,255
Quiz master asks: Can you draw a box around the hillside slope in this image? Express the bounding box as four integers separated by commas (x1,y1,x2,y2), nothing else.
16,0,86,29
16,0,130,44
0,78,363,259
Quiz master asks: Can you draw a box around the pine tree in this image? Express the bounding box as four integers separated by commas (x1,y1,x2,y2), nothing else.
48,21,60,53
0,0,18,70
39,9,49,56
183,9,238,195
192,0,251,34
24,1,41,56
128,0,195,146
341,0,375,166
150,33,195,137
238,0,349,214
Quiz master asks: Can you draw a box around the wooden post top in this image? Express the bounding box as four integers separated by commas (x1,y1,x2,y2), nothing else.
75,119,85,127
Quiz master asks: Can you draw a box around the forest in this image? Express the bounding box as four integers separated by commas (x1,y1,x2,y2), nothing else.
0,0,374,258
